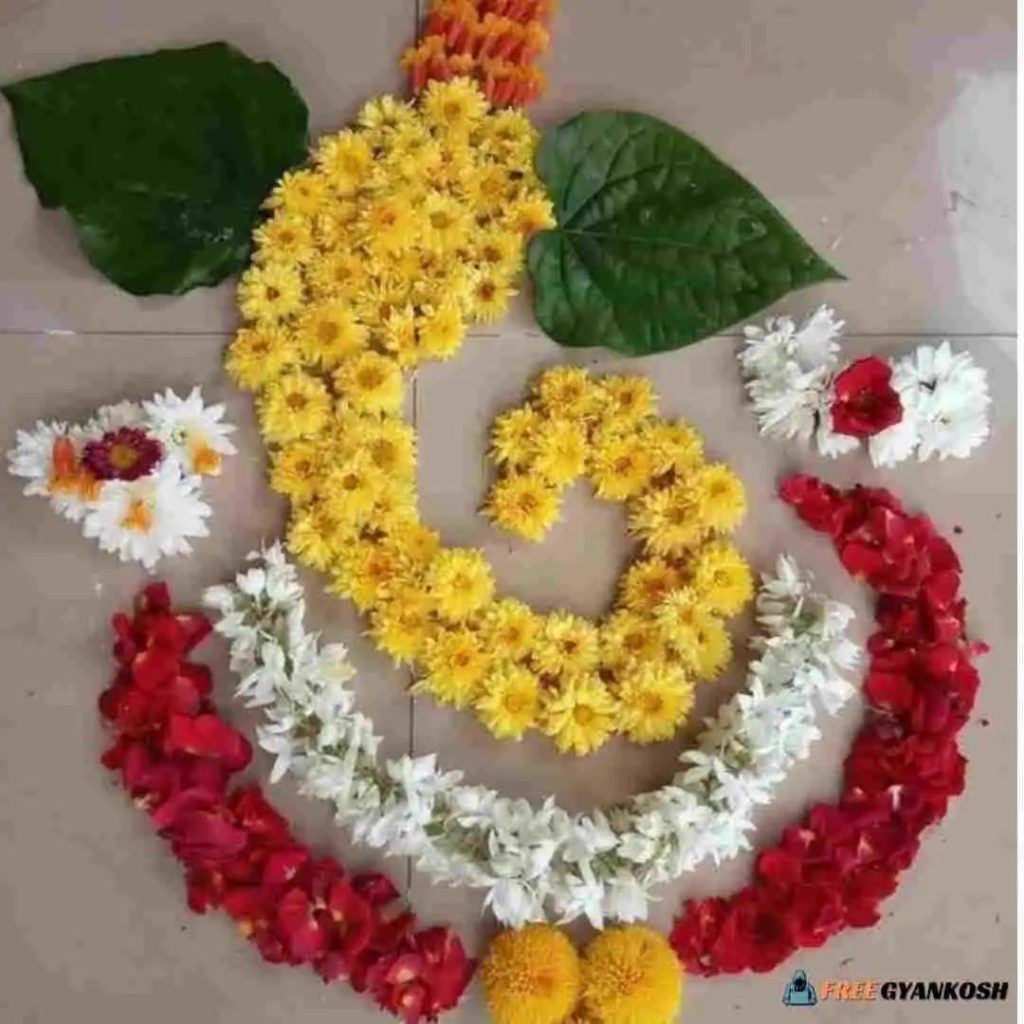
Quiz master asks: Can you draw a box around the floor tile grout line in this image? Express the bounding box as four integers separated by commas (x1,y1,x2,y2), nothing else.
0,329,1016,339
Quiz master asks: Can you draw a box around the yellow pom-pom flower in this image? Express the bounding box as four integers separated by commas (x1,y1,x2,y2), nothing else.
580,926,684,1024
482,925,581,1024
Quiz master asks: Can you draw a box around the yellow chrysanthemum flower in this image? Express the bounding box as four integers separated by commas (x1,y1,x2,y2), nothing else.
307,250,369,301
690,462,746,533
599,610,663,675
465,269,516,323
370,585,436,665
323,452,386,524
541,674,618,755
690,539,754,616
484,473,561,542
476,664,542,740
257,371,332,442
533,612,600,678
421,192,473,252
628,483,706,555
689,611,732,681
580,926,684,1024
379,305,424,367
296,301,368,368
313,129,373,194
418,627,490,707
656,590,731,680
417,299,466,360
616,663,694,743
480,108,540,152
265,168,329,218
253,212,315,265
533,365,602,421
511,194,557,235
361,419,417,480
533,419,587,487
482,599,541,661
601,374,657,427
356,94,416,135
363,193,418,254
473,228,524,276
225,325,296,391
333,352,404,415
238,262,305,322
490,406,543,468
481,925,581,1024
269,439,324,504
333,542,410,612
286,501,353,572
370,476,418,527
590,432,654,501
643,419,705,477
387,521,441,566
421,76,489,132
426,548,495,623
618,558,684,614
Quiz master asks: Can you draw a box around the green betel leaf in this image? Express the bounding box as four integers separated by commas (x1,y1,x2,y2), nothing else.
528,110,842,355
2,42,308,295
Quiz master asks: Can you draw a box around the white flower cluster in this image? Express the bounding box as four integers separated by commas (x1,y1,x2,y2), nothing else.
740,306,991,467
205,545,859,929
7,387,235,569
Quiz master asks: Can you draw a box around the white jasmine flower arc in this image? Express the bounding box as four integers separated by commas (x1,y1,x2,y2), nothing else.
206,544,860,928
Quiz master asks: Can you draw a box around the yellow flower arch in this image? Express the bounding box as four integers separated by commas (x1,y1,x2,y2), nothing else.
227,78,751,755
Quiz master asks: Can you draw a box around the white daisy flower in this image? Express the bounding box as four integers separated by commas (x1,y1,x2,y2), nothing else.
142,386,237,477
81,462,210,569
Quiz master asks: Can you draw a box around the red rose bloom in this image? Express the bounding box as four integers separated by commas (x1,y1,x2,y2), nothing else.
83,426,163,480
830,357,903,437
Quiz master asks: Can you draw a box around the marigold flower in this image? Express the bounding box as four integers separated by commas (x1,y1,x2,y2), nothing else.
580,925,684,1024
481,925,581,1024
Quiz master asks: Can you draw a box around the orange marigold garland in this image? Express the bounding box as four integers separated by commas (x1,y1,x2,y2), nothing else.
402,0,555,106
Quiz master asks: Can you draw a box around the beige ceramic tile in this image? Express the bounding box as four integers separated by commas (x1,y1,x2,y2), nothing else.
0,0,416,334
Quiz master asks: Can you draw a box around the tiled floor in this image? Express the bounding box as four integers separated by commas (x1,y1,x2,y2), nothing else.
0,3,1016,1023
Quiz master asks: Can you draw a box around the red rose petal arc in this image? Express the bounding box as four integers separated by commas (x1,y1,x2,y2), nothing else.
670,474,986,975
99,584,473,1021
